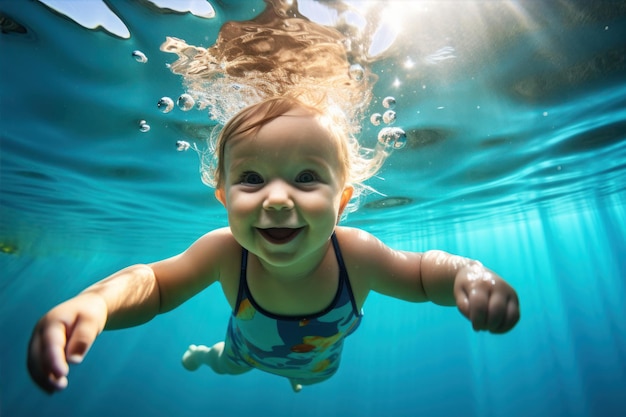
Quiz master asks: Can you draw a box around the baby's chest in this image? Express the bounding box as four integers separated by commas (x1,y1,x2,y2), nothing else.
248,272,339,317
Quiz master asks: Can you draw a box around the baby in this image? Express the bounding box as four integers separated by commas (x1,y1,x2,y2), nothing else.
27,95,520,394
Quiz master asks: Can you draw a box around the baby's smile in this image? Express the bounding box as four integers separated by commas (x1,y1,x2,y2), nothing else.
257,227,304,244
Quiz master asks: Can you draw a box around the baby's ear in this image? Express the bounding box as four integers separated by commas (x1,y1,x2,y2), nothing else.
215,188,226,207
338,185,354,216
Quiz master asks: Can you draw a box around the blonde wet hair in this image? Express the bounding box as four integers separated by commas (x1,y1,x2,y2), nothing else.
199,92,388,214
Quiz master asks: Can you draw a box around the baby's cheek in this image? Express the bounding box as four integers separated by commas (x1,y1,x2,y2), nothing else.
229,195,260,214
305,195,337,213
307,202,343,227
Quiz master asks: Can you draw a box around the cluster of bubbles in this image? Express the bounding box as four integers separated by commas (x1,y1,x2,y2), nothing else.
157,94,200,114
370,96,406,150
370,96,397,126
158,95,200,150
132,50,194,150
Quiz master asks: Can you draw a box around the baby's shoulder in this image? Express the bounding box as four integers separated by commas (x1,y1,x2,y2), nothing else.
187,227,241,259
334,226,389,261
200,226,238,242
184,227,243,283
334,227,395,304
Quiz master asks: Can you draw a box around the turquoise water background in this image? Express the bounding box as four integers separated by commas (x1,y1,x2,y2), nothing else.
1,1,625,416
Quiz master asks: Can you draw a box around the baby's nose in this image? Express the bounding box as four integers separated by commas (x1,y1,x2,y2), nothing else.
262,181,294,210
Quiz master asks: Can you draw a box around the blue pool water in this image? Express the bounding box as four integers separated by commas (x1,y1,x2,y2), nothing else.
1,1,625,416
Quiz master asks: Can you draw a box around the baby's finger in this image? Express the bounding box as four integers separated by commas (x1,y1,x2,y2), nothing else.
66,315,99,364
505,297,521,331
43,321,71,387
492,297,521,334
27,331,49,392
28,320,69,393
486,292,507,332
468,289,489,331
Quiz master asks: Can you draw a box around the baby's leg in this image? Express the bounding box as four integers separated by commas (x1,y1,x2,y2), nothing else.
182,342,251,375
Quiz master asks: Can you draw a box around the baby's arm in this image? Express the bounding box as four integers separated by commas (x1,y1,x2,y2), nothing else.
341,228,519,333
27,228,231,393
27,265,160,393
419,250,520,333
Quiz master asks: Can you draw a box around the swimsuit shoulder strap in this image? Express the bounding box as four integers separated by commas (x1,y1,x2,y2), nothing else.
331,232,361,316
234,247,249,312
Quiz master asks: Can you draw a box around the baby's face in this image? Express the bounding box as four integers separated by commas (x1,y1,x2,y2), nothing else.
216,110,353,268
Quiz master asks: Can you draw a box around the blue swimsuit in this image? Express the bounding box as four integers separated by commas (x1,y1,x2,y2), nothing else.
223,233,362,385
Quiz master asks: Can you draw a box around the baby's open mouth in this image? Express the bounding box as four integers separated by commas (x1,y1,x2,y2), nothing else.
258,228,303,244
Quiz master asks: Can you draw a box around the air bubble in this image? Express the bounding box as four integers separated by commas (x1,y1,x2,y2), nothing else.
157,97,174,113
370,113,382,126
176,140,191,151
349,64,365,81
382,96,396,109
139,120,150,132
132,50,148,63
177,94,195,111
378,127,406,150
383,110,396,124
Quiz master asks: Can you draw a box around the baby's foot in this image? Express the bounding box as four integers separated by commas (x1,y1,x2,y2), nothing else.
289,379,303,393
182,344,210,371
182,342,250,375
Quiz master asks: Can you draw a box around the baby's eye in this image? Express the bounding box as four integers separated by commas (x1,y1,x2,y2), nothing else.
295,171,319,183
239,171,264,185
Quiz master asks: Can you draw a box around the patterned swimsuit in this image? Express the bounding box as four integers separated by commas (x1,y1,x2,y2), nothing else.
223,233,362,385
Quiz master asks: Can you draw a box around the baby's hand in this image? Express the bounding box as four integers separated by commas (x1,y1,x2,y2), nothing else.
453,263,520,333
27,294,107,393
